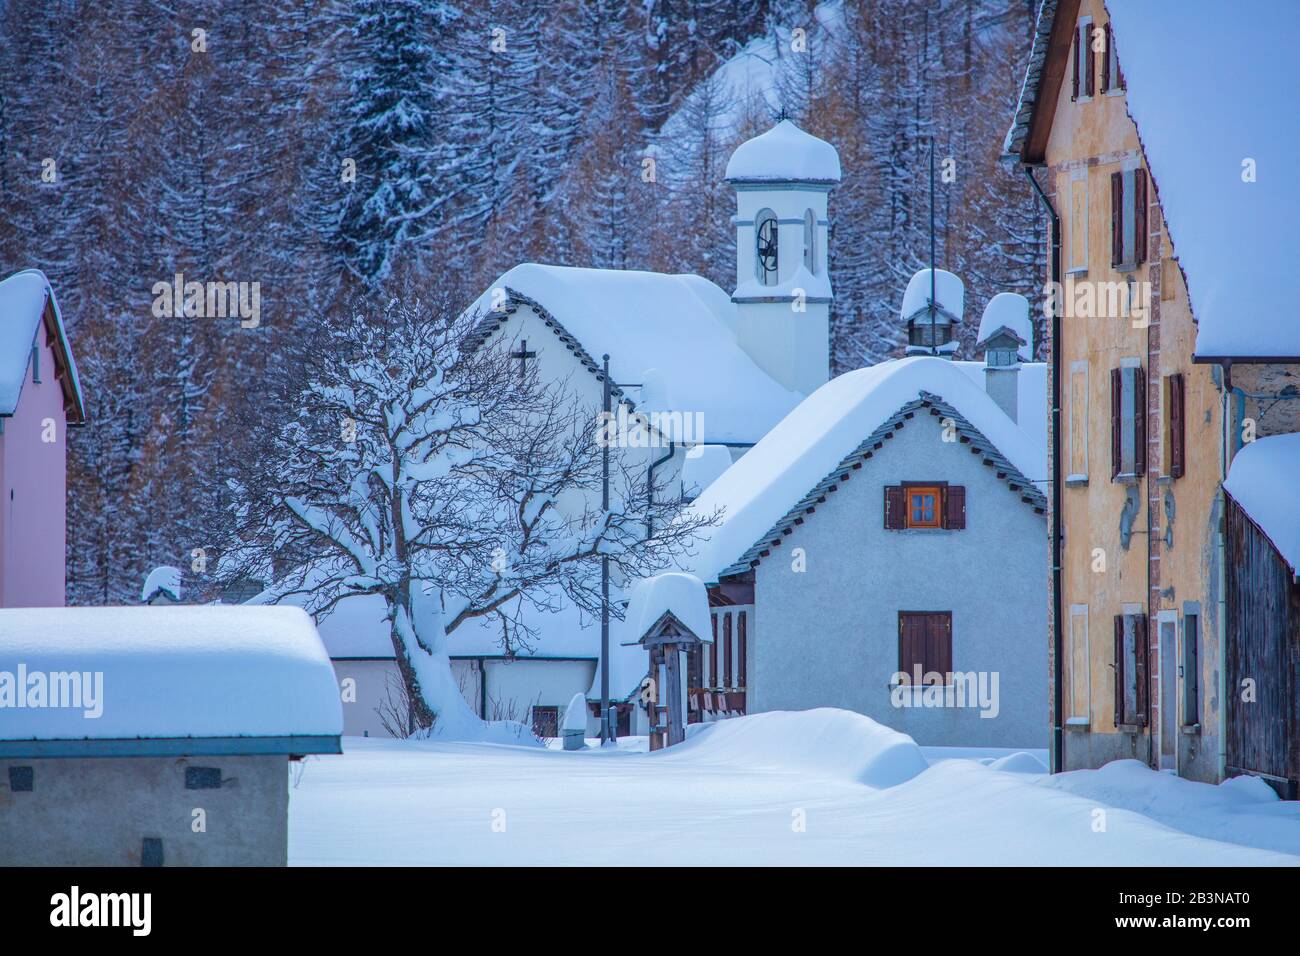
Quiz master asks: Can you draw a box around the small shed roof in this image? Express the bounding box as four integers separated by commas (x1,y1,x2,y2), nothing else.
0,606,342,755
1224,433,1300,576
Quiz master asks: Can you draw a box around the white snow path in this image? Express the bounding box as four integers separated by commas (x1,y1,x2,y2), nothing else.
289,720,1300,867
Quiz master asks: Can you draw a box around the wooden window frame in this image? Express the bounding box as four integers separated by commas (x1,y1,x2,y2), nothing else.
905,485,942,529
1113,612,1149,728
1111,363,1145,482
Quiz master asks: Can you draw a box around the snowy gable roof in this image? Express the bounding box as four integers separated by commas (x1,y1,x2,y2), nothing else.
468,264,804,443
725,119,842,185
0,606,342,747
1104,2,1300,360
977,292,1033,361
0,269,85,422
1224,433,1300,576
684,357,1048,583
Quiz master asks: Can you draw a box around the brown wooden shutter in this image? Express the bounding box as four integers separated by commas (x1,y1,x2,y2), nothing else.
1100,23,1111,93
1133,168,1148,266
1134,365,1147,477
944,485,966,529
1110,172,1123,267
899,614,920,674
1110,367,1122,479
722,612,733,687
931,613,953,677
737,611,747,688
1113,615,1125,726
709,614,718,686
884,485,906,529
1085,24,1096,97
1134,614,1149,726
1169,373,1185,479
1071,28,1080,101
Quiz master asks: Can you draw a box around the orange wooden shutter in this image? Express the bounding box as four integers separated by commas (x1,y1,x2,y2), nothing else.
884,485,906,529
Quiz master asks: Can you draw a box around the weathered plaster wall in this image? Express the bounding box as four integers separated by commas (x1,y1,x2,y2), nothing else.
751,416,1048,748
0,754,288,866
1046,0,1224,780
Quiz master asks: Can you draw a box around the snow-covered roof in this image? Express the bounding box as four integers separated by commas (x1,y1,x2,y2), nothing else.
0,269,84,422
1224,433,1300,576
1002,0,1060,158
0,606,342,746
683,357,1048,582
141,565,182,603
618,572,712,646
725,119,841,185
682,445,733,499
1103,2,1300,360
976,292,1033,362
901,269,964,325
469,264,804,443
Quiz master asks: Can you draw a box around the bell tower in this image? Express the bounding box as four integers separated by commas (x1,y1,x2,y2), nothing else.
725,119,840,396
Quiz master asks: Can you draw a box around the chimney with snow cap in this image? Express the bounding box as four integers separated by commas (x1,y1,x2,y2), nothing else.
975,292,1033,424
726,119,840,396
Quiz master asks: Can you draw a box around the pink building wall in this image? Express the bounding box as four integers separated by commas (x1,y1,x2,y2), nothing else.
0,326,68,606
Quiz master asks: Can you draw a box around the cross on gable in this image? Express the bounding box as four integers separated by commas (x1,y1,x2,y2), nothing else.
511,339,537,379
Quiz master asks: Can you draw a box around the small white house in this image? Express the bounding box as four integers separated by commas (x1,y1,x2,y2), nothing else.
0,605,341,866
684,280,1050,748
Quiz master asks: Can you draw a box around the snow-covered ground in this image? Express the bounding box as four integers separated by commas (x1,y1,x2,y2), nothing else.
289,709,1300,866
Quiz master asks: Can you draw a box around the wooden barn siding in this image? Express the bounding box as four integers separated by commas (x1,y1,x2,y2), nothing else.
1225,494,1300,784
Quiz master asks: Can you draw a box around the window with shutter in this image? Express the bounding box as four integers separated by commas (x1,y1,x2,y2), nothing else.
899,612,953,681
1113,613,1148,727
1112,364,1144,480
1167,373,1185,479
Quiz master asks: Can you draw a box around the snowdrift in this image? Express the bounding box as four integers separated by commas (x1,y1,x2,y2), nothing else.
673,708,928,789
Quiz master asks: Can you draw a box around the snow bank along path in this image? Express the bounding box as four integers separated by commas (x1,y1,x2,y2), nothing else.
289,710,1299,866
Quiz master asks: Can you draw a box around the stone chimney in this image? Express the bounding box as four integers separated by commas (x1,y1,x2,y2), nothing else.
975,293,1032,424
